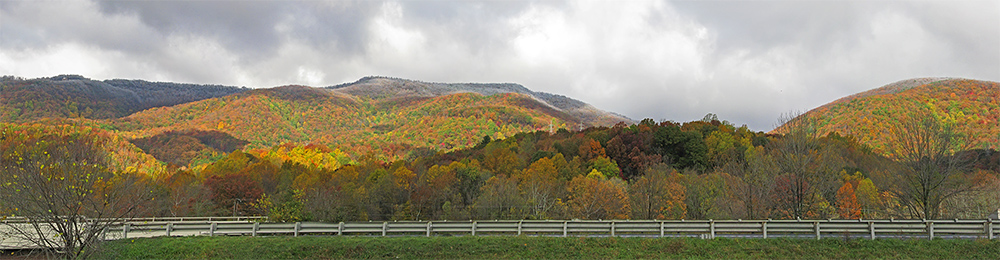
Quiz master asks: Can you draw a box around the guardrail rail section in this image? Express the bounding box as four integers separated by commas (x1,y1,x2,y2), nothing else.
3,218,997,249
103,218,1000,240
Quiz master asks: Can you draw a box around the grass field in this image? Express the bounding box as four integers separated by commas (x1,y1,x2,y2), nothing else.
90,236,1000,259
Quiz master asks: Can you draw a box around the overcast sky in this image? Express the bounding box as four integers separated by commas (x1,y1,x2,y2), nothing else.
2,0,998,131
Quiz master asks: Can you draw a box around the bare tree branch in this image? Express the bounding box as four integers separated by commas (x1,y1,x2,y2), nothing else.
1,129,153,259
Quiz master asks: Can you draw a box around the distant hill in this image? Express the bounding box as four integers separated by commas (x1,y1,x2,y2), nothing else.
328,76,632,127
774,78,999,155
0,75,246,121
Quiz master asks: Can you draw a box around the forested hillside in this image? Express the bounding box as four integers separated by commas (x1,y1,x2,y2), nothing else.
0,122,165,177
129,130,250,167
113,85,580,163
776,78,999,156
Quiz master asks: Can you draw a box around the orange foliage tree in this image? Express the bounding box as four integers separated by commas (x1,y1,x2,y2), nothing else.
835,182,861,219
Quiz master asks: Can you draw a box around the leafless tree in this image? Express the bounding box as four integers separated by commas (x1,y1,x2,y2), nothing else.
724,146,778,219
770,112,822,218
887,115,977,219
629,164,686,219
0,132,153,259
473,175,526,219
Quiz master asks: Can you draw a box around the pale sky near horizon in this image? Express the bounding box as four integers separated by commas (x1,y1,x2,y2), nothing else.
2,0,998,131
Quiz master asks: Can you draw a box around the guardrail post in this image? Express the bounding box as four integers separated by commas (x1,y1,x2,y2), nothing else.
426,222,432,237
338,222,344,236
252,222,259,237
472,221,477,236
988,219,994,240
210,222,216,237
869,221,875,240
610,221,616,237
762,221,767,239
123,223,130,239
659,221,664,237
294,222,301,237
166,223,173,237
926,220,933,240
984,221,990,239
814,221,820,240
382,222,388,237
517,221,523,236
709,220,715,239
563,221,568,237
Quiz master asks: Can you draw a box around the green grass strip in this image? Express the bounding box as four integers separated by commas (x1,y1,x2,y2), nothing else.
95,236,1000,259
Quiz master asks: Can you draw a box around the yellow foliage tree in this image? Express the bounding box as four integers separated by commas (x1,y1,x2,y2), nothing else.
566,173,630,219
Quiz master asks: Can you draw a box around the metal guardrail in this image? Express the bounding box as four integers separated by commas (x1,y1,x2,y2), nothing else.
106,218,998,240
3,218,997,249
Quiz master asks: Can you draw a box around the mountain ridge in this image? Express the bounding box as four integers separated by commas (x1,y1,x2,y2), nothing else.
327,76,632,126
1,75,247,121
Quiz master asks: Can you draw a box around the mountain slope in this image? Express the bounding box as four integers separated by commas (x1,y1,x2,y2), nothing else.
115,81,627,161
776,78,999,155
0,75,246,122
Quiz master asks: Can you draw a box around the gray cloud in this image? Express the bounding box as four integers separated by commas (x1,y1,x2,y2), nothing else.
0,1,162,53
673,1,875,53
1,0,997,131
96,1,287,57
95,1,382,59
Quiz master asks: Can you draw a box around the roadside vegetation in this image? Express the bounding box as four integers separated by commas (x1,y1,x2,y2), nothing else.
93,236,1000,259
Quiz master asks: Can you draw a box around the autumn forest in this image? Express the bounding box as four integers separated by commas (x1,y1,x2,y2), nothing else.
1,76,998,225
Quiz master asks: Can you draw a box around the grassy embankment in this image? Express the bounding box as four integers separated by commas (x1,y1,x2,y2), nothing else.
94,236,1000,259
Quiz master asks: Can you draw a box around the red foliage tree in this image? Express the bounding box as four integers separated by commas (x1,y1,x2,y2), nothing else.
205,173,264,216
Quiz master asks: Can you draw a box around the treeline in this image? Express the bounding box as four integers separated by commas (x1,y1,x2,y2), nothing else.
146,115,1000,222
